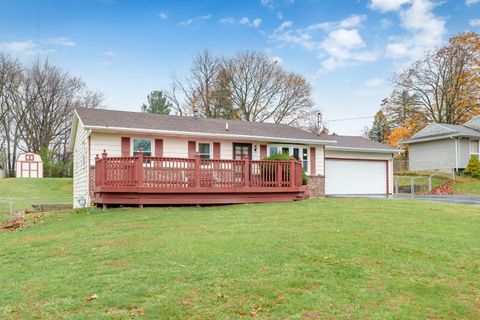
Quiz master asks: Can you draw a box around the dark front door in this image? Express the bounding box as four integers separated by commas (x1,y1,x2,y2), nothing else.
233,143,252,160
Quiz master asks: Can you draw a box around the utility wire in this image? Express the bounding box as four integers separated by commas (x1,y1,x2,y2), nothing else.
326,116,374,122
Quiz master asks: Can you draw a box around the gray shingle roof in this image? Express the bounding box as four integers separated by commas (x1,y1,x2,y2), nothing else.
75,107,327,142
74,108,397,151
404,123,480,143
321,135,398,151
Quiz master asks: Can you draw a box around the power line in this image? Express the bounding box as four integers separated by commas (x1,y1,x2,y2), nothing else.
326,116,374,122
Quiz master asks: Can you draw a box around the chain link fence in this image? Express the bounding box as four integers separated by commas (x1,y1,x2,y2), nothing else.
393,160,455,195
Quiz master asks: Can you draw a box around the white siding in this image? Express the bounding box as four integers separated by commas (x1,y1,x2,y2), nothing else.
408,139,455,170
90,132,122,163
314,145,325,176
73,122,89,208
325,149,394,194
163,137,189,158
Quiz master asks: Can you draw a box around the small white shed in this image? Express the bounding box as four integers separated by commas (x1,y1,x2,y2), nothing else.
15,153,43,178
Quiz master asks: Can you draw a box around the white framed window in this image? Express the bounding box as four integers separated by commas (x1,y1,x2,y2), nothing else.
132,138,153,156
470,139,479,159
267,144,310,174
197,142,211,159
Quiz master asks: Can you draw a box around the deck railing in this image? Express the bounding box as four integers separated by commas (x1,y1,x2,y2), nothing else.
94,150,304,190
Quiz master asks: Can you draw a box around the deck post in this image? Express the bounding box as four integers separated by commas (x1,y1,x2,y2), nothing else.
101,150,107,187
194,153,201,187
277,161,283,187
136,149,144,187
290,156,295,187
243,155,250,187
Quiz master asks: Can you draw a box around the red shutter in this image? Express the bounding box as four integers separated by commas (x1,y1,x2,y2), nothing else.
121,137,130,157
188,141,196,158
260,145,267,159
213,142,221,159
310,147,316,175
155,139,163,157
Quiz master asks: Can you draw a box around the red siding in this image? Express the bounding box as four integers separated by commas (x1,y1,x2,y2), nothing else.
188,141,196,158
121,137,130,157
213,142,221,159
260,145,267,159
155,139,163,157
310,147,316,175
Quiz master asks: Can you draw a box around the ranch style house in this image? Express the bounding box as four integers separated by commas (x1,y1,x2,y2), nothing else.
70,108,399,208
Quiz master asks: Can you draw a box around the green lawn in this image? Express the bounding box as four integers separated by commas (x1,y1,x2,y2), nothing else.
0,178,72,212
1,199,479,319
453,176,480,195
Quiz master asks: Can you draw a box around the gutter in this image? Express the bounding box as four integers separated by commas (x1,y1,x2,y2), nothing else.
326,146,403,154
84,125,337,145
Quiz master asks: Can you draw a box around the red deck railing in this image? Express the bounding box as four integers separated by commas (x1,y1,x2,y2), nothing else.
94,150,304,190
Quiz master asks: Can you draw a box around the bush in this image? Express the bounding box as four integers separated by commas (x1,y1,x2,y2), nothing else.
264,152,308,185
463,155,480,179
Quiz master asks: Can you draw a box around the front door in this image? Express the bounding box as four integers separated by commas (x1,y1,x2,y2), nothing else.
233,143,252,160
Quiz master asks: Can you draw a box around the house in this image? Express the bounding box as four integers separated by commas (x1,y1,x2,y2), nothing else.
401,117,480,171
69,108,399,208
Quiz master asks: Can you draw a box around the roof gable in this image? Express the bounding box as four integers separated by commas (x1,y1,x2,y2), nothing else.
411,123,456,139
464,116,480,131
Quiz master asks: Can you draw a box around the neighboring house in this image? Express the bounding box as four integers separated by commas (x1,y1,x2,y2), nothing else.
402,117,480,171
69,108,399,208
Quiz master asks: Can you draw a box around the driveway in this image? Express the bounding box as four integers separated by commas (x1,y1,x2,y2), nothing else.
327,194,480,205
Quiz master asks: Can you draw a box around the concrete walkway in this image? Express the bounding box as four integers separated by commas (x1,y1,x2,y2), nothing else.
327,194,480,205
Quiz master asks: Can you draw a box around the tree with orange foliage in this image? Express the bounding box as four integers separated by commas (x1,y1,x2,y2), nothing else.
393,32,480,125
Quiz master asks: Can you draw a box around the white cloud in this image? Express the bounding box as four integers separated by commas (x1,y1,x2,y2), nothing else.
252,18,262,27
48,36,76,47
369,0,411,12
239,17,250,25
219,17,235,24
380,18,393,28
158,11,168,19
466,0,480,6
179,14,212,26
0,40,38,55
270,14,379,72
277,12,283,20
104,48,114,57
469,19,480,26
370,0,446,60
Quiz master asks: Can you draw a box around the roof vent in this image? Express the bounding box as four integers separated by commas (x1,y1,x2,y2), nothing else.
225,122,229,131
193,109,199,118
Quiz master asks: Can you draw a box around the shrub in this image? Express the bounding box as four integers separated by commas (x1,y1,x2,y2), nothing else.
463,155,480,179
264,152,308,185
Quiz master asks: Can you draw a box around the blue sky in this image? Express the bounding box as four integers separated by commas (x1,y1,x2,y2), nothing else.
0,0,479,134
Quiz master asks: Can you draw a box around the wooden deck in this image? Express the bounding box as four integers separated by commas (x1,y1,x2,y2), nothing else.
94,151,308,207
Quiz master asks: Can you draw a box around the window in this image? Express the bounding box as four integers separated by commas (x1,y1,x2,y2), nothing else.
471,140,479,159
269,146,279,155
133,139,152,156
198,143,211,159
302,148,309,171
268,145,309,173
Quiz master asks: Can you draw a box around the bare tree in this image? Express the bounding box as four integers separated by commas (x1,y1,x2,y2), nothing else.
394,41,480,124
167,50,315,127
19,59,103,155
0,54,24,176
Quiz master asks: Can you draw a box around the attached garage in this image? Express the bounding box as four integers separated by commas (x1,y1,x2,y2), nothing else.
321,136,400,196
325,158,388,195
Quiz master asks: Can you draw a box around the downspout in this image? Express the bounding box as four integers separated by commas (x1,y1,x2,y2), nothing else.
450,137,458,172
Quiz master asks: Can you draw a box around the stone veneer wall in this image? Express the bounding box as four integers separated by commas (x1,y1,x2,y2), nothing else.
307,175,325,198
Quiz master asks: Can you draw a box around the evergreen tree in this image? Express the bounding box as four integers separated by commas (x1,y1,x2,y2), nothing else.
368,111,390,143
141,90,172,115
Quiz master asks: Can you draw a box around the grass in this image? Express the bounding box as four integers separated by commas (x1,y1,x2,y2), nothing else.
452,176,480,195
0,178,72,212
1,199,479,319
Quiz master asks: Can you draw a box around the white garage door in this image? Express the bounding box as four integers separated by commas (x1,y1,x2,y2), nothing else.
325,159,387,195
